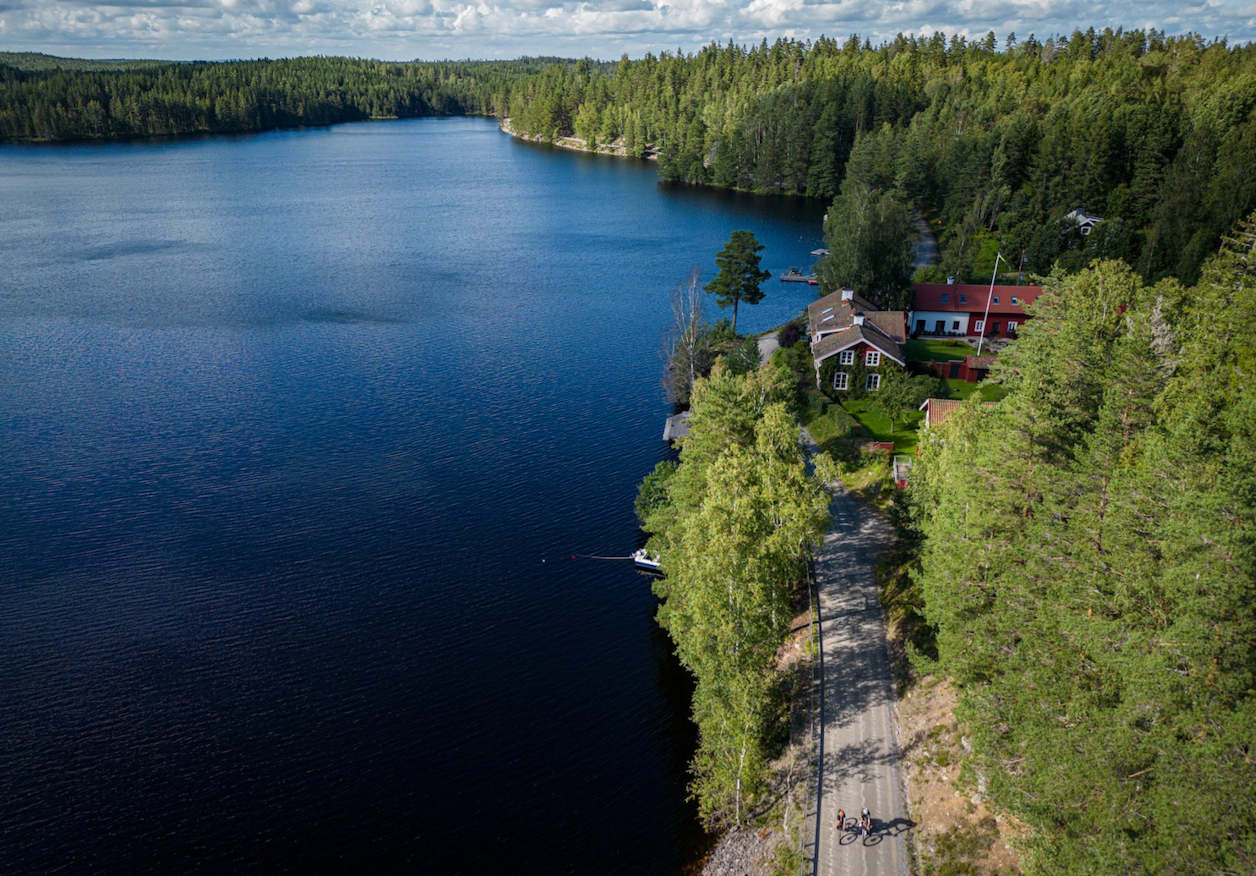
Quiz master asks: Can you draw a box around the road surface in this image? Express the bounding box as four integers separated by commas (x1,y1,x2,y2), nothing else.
913,216,938,270
808,477,911,876
758,331,779,365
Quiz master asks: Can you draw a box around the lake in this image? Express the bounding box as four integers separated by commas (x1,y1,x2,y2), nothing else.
0,117,826,874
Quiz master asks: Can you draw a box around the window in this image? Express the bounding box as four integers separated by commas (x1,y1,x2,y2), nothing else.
839,350,855,365
974,320,984,332
1011,296,1019,305
865,350,881,367
951,321,960,331
992,295,1000,304
1008,321,1018,332
865,373,881,391
959,294,967,304
833,372,849,391
941,293,949,303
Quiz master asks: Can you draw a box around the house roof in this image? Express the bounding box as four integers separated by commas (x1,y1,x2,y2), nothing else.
920,397,999,429
808,289,878,325
812,324,906,366
918,398,963,429
913,284,1043,316
864,310,907,343
965,355,997,370
808,293,905,342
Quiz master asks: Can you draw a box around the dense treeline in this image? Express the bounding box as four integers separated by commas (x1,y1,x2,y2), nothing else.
0,55,561,140
638,358,831,827
505,30,1256,285
902,215,1256,874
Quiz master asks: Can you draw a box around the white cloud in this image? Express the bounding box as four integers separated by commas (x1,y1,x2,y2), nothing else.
1,0,1252,59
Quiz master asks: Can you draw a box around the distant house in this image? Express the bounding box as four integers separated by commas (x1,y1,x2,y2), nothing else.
1065,208,1104,237
910,283,1043,340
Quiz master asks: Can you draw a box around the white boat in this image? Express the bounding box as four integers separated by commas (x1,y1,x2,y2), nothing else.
633,548,661,571
811,248,830,257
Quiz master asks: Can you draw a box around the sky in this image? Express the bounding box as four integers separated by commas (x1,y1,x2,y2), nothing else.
1,0,1253,61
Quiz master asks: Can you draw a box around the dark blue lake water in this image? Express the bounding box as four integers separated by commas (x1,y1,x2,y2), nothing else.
0,117,826,874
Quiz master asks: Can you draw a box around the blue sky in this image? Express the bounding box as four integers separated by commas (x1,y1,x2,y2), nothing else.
2,0,1253,61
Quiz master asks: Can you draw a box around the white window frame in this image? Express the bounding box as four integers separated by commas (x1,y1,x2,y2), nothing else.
1008,321,1018,332
974,320,985,332
992,295,1000,304
865,350,881,367
865,373,881,391
833,372,849,391
1011,296,1019,305
838,350,855,365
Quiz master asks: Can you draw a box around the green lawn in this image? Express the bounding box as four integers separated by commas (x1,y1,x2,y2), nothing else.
843,399,924,455
902,338,973,363
938,379,1008,402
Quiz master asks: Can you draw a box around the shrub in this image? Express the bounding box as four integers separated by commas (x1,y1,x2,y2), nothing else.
777,319,803,348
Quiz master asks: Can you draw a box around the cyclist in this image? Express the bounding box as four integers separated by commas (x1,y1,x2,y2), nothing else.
860,808,872,837
836,809,846,832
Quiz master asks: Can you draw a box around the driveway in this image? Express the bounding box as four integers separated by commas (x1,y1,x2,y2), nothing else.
806,473,911,876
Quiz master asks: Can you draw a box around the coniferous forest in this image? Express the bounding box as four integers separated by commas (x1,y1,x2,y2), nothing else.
6,33,1256,873
902,223,1256,875
7,32,1256,286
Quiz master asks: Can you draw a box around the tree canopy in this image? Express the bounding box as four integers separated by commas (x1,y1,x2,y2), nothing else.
816,180,915,309
704,230,770,334
903,212,1256,875
640,359,831,827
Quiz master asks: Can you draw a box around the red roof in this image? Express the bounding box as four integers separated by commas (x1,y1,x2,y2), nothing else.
913,284,1043,316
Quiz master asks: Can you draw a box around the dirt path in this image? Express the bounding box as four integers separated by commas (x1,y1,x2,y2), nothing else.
806,472,911,876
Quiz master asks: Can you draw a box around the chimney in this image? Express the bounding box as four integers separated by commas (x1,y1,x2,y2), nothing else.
852,312,866,326
946,276,955,285
841,288,854,302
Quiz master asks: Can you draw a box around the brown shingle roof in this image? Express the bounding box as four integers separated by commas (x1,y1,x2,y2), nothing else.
807,289,879,328
808,293,905,343
965,355,997,370
865,310,906,343
812,324,906,366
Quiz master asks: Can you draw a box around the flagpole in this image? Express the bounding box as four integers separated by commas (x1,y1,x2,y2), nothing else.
976,252,1003,356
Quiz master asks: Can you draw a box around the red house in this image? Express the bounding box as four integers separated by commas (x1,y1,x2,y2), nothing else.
910,283,1043,339
807,289,907,393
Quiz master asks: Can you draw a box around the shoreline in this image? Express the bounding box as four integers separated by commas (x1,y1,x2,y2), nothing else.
499,118,658,161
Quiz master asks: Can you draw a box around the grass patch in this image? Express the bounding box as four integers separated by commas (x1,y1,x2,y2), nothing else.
843,400,924,455
903,339,974,363
938,379,1009,403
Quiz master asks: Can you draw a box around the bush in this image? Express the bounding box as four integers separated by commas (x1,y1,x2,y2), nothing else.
830,405,858,436
777,319,803,348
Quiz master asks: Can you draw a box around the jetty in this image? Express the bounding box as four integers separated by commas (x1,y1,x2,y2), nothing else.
782,267,817,283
